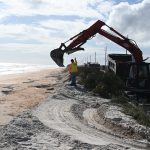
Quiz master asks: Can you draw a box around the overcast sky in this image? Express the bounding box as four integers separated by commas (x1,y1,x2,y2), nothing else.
0,0,149,66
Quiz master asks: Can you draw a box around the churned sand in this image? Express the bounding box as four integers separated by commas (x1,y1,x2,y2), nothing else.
0,68,63,125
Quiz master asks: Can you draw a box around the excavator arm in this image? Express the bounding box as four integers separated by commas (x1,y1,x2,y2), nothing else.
50,20,143,66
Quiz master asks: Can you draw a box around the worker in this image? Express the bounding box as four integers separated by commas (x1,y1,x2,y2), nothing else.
68,58,78,86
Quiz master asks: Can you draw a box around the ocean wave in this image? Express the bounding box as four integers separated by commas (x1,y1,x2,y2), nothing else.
0,63,56,75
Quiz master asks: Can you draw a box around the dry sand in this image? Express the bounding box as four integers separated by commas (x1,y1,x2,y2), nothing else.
0,69,149,149
0,68,63,125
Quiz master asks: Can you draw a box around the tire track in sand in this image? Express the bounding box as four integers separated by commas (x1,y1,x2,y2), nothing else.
33,96,146,149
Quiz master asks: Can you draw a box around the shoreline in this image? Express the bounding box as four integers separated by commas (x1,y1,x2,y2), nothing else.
0,67,63,125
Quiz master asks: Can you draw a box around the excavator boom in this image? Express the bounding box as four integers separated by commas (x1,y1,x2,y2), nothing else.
50,20,143,66
50,20,150,100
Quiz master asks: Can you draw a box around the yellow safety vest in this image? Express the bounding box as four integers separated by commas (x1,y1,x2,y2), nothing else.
69,62,78,73
71,62,78,73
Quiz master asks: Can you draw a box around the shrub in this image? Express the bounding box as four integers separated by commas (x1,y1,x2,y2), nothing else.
93,83,110,98
111,95,150,127
78,66,150,127
78,67,125,98
123,103,150,127
101,72,125,97
78,67,104,89
111,95,129,105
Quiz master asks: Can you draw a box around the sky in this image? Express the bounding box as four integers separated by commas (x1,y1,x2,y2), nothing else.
0,0,150,66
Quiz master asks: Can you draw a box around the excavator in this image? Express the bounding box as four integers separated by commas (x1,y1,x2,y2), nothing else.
50,20,150,100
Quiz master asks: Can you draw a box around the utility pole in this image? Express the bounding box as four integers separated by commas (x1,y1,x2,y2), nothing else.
126,35,128,54
95,52,96,63
105,46,107,68
90,55,91,63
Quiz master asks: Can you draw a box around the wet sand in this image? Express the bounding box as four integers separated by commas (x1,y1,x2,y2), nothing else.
0,68,63,125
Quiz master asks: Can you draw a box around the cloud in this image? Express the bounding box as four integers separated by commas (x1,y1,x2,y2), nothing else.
0,0,150,64
106,0,150,49
0,0,114,47
0,23,52,44
0,0,114,19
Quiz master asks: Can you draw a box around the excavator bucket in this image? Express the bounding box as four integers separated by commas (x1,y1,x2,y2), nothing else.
50,48,64,67
50,45,84,67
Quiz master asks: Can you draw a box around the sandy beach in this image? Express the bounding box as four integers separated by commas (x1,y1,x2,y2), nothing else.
0,68,63,125
0,68,149,150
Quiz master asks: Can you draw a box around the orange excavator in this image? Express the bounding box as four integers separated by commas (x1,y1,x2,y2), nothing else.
50,20,150,99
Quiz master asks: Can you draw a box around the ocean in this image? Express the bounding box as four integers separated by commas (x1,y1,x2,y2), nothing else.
0,63,56,75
